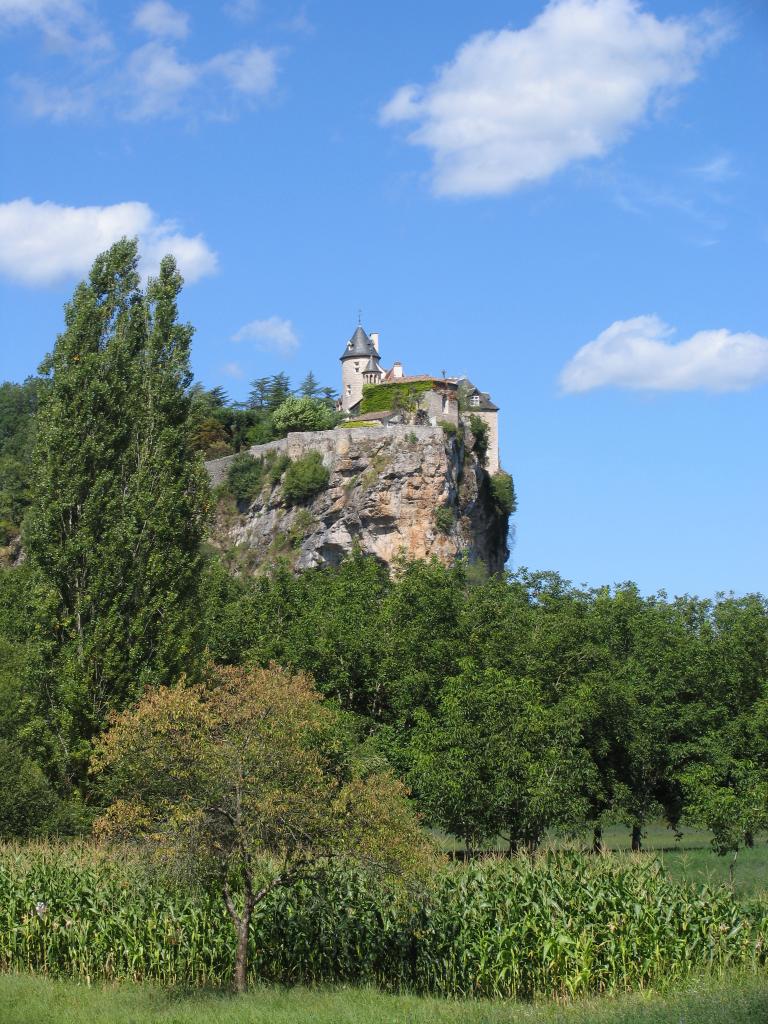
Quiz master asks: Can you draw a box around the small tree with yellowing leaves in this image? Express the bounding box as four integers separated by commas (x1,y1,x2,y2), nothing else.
90,665,431,993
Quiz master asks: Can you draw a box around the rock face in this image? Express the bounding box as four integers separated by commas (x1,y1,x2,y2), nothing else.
206,425,509,574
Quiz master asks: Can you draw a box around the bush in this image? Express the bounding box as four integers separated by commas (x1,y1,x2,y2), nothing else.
468,414,489,466
266,452,291,487
490,471,517,516
434,506,454,535
226,453,265,502
341,420,380,429
438,420,457,437
282,451,330,505
272,397,341,436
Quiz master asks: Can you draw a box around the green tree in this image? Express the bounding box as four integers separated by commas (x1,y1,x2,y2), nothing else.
682,758,768,860
248,377,270,410
266,372,292,411
411,665,595,851
0,378,40,534
91,664,431,993
272,396,341,436
0,739,57,838
24,240,209,785
298,371,321,397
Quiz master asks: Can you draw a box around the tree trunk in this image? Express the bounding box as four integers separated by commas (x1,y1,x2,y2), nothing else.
592,826,603,854
223,880,254,995
631,824,642,852
232,909,251,994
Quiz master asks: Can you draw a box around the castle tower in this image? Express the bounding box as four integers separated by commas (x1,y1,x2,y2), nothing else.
340,325,381,412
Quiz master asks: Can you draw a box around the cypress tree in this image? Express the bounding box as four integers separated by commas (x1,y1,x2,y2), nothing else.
24,240,209,784
298,371,320,398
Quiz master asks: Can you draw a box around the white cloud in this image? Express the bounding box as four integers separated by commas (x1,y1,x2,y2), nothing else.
124,41,276,119
125,41,198,118
207,46,277,95
0,0,111,54
381,0,727,197
0,198,217,286
232,316,299,354
133,1,189,40
559,315,768,394
222,361,244,378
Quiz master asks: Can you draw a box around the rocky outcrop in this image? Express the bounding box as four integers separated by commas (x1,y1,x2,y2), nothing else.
206,425,509,574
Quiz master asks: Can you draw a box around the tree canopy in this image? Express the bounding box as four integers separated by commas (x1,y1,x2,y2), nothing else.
22,239,210,785
91,664,431,992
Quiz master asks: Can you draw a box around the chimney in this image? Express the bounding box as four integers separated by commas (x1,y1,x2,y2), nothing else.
392,361,403,379
370,332,379,353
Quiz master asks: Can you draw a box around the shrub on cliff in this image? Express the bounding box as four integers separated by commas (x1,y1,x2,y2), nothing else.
272,396,341,436
468,414,489,466
227,453,265,501
282,451,330,505
490,471,517,516
434,506,454,534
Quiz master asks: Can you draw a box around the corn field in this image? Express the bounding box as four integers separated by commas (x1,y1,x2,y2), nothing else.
0,843,765,999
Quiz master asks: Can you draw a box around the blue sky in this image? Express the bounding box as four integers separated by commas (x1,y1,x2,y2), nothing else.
1,0,766,597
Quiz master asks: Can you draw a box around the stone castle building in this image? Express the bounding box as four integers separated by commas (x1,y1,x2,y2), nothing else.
339,324,501,474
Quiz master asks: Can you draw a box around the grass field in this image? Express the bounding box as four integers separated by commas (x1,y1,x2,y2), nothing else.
1,971,766,1024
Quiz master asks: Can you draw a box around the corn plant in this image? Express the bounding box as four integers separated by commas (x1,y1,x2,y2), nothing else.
0,843,765,999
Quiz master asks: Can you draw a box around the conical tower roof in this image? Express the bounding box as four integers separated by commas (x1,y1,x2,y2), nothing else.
340,325,378,361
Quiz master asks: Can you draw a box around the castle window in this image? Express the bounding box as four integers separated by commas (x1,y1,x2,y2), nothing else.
470,394,480,407
354,362,360,372
346,384,351,395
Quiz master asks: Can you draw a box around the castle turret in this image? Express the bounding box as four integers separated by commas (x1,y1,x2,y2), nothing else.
340,325,380,411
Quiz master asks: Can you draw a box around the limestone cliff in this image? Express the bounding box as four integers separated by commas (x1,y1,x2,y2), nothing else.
206,425,510,574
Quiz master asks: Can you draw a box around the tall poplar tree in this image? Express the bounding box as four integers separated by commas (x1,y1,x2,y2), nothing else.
24,239,209,784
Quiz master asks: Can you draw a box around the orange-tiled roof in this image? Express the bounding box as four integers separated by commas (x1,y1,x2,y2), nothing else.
380,372,458,385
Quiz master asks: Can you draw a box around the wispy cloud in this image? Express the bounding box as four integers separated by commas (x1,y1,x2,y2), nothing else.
381,0,729,197
690,153,736,183
122,41,276,120
10,73,94,119
222,361,244,378
232,316,299,354
0,197,217,286
0,0,112,55
4,1,278,122
223,0,260,22
282,6,313,34
133,1,189,40
559,315,768,394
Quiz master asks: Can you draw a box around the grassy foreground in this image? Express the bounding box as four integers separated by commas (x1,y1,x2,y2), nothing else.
0,972,766,1024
